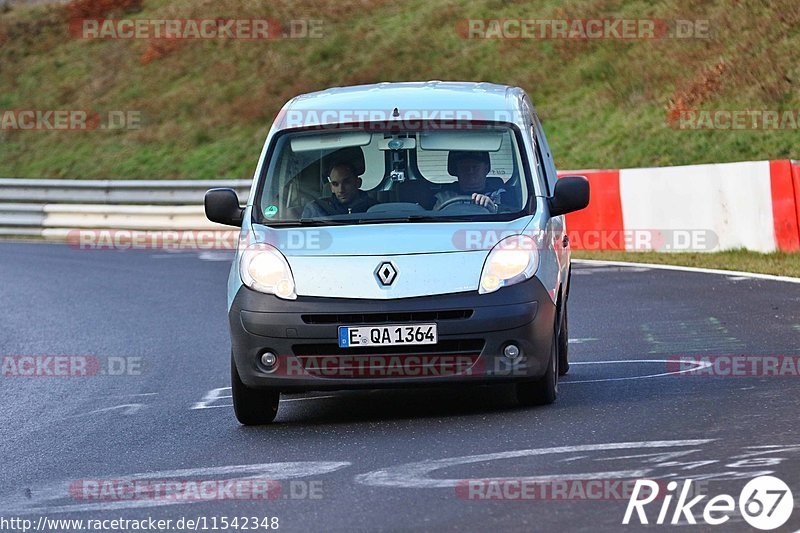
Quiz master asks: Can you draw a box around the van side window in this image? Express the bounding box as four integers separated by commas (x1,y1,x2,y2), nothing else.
529,124,546,193
531,117,558,196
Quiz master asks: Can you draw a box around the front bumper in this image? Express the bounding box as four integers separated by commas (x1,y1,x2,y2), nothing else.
229,277,556,392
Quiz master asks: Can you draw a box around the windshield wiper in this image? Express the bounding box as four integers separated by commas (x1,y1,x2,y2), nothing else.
298,218,352,225
263,219,351,227
357,215,478,224
266,214,501,226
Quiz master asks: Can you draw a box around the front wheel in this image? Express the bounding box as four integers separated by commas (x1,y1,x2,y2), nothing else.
231,353,280,425
515,328,558,406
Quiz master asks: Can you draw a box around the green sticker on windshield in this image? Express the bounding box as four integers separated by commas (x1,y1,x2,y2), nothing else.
264,205,278,218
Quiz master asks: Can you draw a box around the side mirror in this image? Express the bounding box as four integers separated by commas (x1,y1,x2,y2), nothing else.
204,188,244,227
548,176,590,217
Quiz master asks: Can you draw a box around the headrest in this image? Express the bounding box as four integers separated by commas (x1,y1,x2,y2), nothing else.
447,150,490,176
323,146,366,177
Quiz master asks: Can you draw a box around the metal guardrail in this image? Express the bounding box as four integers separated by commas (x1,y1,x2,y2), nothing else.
0,179,252,237
0,179,251,204
0,204,45,227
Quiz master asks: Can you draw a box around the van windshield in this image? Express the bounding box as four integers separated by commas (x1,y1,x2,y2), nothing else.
256,125,533,226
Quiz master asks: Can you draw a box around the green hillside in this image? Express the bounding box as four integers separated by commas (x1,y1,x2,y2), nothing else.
1,0,798,179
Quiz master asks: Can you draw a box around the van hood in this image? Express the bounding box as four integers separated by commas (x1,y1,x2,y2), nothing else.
247,216,534,299
249,216,533,257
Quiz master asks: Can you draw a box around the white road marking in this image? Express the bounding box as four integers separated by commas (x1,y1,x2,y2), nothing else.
729,445,800,460
592,450,700,463
192,390,338,411
103,392,158,398
573,259,800,284
572,266,652,274
195,360,709,410
65,404,144,417
1,462,351,515
355,439,714,488
556,455,589,463
191,387,232,409
568,337,599,344
563,359,712,383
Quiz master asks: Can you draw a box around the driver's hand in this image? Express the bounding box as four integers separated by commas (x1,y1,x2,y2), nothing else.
472,193,496,210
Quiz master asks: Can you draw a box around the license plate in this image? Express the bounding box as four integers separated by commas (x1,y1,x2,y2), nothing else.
338,323,437,348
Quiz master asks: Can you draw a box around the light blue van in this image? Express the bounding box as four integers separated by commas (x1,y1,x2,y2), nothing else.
205,82,589,424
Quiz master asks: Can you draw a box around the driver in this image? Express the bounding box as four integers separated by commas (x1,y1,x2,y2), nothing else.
433,151,505,210
302,162,377,217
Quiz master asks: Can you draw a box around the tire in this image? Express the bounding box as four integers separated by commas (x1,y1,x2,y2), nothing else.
557,299,570,376
515,327,558,406
231,353,280,425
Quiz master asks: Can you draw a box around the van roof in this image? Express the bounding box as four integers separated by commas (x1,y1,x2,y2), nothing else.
275,81,530,130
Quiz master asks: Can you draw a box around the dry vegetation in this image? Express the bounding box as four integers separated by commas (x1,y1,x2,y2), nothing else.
0,0,798,178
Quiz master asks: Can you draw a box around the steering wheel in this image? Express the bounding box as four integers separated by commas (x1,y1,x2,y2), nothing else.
436,195,498,214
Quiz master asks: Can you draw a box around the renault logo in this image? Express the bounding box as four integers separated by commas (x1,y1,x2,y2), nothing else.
375,262,398,286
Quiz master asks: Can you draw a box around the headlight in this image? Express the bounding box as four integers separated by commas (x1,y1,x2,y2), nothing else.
239,244,297,300
479,235,539,294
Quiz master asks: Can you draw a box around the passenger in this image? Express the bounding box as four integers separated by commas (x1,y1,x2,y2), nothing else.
302,162,377,217
433,151,506,210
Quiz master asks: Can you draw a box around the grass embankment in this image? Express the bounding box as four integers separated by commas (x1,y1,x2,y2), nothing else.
573,250,800,278
0,0,798,178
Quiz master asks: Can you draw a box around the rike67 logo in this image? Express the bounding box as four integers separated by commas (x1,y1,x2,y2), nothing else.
623,475,794,529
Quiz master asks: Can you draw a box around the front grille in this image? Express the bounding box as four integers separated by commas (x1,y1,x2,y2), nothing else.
301,309,473,325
